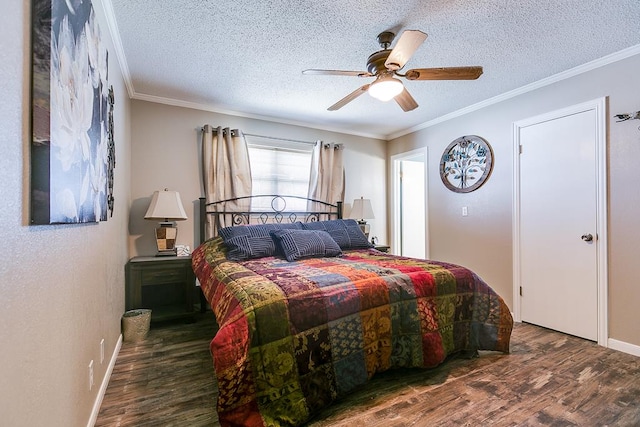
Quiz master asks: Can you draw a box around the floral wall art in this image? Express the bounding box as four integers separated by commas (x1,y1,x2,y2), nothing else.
30,0,110,224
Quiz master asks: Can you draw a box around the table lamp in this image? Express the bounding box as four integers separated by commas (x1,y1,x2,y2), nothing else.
144,189,188,256
349,196,374,237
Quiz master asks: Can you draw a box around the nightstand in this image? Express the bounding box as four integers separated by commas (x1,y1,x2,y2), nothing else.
374,245,390,253
125,256,196,322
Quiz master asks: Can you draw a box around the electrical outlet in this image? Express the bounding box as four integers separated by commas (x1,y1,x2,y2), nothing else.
462,206,468,217
100,339,105,364
89,360,94,391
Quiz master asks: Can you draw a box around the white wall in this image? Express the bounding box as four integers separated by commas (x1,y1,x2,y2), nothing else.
0,1,131,425
389,51,640,347
128,100,388,256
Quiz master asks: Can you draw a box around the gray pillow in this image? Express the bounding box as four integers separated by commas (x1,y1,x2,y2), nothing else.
300,219,373,249
270,229,342,262
218,222,302,261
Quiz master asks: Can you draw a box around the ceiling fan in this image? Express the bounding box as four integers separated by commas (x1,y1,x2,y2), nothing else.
302,30,483,112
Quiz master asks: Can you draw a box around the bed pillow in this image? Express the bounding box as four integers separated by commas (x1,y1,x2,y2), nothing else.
301,219,373,249
270,229,343,262
218,222,302,261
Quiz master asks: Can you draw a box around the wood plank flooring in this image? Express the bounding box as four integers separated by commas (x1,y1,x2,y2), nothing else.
95,314,219,426
96,313,640,426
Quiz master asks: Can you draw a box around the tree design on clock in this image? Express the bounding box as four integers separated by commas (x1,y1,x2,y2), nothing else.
440,135,493,193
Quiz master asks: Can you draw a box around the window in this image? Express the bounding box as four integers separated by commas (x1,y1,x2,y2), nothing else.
246,136,313,211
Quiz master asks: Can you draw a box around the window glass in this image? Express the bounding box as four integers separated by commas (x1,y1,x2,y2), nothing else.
246,137,313,211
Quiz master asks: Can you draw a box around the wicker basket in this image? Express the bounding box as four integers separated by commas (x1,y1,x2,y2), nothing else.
122,309,152,342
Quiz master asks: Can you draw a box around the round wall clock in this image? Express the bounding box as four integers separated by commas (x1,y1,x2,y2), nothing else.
440,135,493,193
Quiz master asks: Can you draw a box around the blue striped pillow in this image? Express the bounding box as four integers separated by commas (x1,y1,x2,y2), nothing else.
301,219,373,249
219,222,302,261
270,229,342,262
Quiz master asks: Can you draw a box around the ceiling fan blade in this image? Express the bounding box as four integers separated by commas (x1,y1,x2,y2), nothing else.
405,66,483,80
394,88,418,112
303,69,373,77
385,30,428,71
328,84,371,111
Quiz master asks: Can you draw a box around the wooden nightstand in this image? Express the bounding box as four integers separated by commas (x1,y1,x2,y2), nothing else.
374,245,390,253
125,256,196,322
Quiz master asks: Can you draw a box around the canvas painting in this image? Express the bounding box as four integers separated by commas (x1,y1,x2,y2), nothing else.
31,0,109,224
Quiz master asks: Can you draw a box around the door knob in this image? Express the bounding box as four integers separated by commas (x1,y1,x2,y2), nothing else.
581,233,594,242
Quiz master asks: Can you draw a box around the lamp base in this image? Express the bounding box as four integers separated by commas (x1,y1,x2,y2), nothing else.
154,222,178,256
357,220,370,238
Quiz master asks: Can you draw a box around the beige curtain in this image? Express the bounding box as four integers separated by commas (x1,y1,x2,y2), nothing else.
202,125,252,237
307,141,345,209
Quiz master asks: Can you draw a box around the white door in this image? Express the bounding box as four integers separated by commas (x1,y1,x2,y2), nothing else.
515,99,607,343
400,159,426,258
391,149,428,259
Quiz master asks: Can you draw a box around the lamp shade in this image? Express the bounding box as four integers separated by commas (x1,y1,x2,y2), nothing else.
349,197,374,221
368,76,404,102
144,189,187,221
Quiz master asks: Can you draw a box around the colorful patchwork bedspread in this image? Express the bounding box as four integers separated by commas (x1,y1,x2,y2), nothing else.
192,237,513,427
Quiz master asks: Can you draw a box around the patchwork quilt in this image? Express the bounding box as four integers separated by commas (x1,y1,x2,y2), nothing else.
192,237,513,426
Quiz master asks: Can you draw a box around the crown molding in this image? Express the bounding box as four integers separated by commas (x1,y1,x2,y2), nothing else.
386,43,640,140
98,0,135,98
131,92,385,140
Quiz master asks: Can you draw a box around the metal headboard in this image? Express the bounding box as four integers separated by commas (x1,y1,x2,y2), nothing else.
199,195,343,242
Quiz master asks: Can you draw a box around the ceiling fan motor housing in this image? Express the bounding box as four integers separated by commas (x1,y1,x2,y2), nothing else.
367,50,392,75
367,31,397,75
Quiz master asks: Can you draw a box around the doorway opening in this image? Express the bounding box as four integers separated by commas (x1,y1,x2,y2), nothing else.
391,148,428,258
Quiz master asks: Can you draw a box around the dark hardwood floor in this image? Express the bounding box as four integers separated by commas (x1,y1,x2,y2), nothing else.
96,313,640,426
95,314,219,426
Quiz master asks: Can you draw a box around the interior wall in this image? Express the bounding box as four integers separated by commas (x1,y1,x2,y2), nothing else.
388,52,640,347
0,1,131,425
128,100,387,257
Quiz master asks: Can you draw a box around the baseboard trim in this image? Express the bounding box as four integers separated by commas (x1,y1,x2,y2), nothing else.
608,338,640,358
87,334,123,427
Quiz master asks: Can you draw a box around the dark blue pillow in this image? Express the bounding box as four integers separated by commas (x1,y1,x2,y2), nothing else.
270,229,342,262
301,219,373,249
218,222,302,261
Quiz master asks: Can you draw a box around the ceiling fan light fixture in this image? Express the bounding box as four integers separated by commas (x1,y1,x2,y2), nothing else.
368,76,404,102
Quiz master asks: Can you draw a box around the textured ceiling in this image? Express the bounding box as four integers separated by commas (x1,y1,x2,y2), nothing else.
106,0,640,139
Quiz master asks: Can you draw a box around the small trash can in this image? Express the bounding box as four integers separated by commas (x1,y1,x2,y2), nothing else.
122,309,152,342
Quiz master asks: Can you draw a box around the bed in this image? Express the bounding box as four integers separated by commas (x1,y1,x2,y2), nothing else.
192,195,513,427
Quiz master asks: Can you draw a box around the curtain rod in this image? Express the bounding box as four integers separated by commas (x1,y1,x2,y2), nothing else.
198,126,317,146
